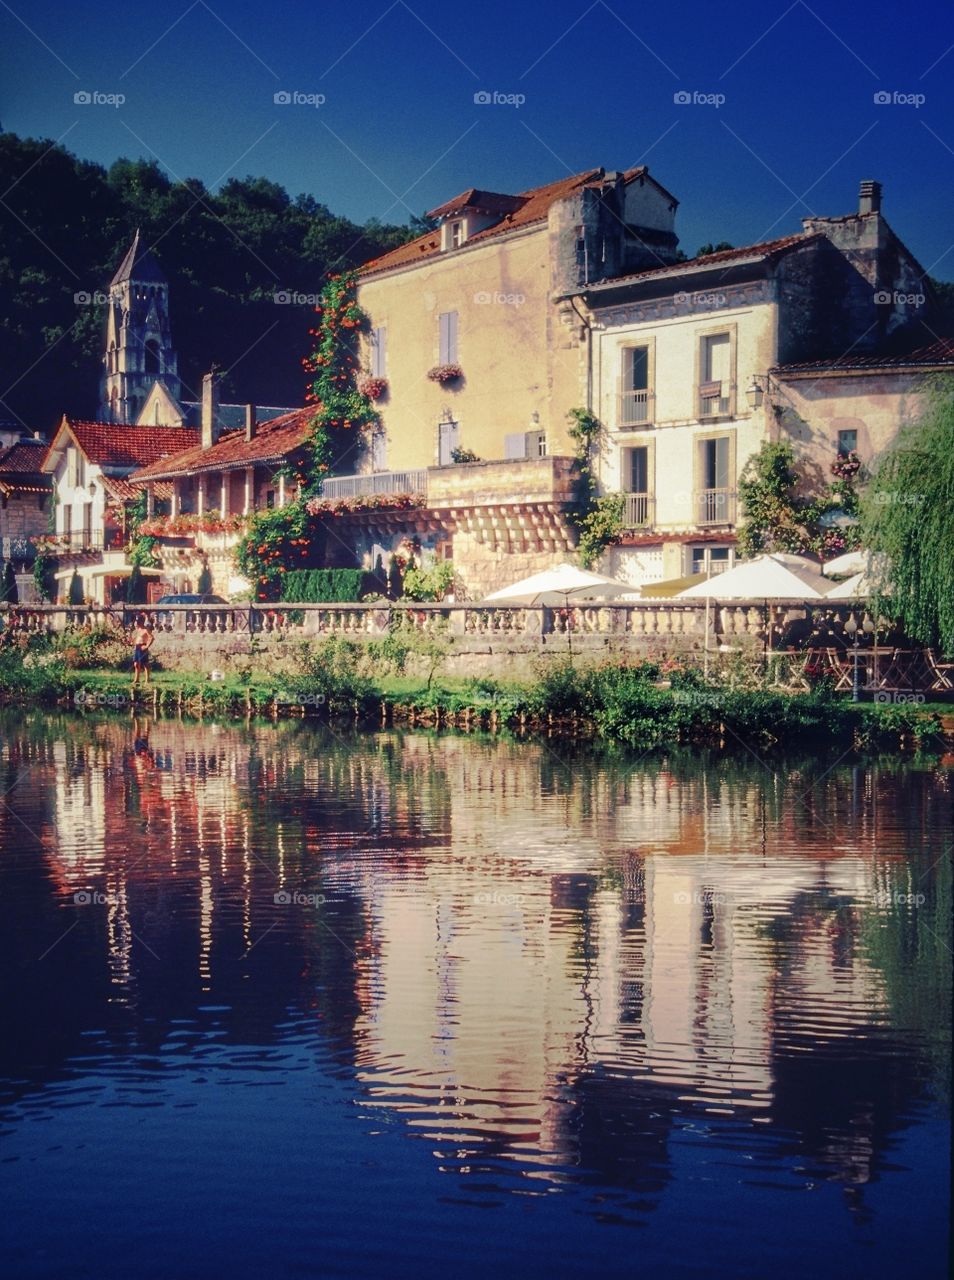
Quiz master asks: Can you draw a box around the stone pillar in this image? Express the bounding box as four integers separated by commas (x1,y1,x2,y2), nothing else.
278,473,286,509
220,473,229,516
170,484,179,518
244,467,254,514
146,486,155,517
197,476,206,516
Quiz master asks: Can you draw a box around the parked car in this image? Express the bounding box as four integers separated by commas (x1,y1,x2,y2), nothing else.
153,593,228,626
155,593,227,606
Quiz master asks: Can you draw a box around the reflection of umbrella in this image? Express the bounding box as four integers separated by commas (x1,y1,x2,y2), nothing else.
823,549,868,576
677,554,831,600
638,573,708,598
483,563,635,605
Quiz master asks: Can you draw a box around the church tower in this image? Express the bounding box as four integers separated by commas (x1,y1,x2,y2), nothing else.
100,230,181,422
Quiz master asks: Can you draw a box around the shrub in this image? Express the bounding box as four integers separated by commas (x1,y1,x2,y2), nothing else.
280,568,376,602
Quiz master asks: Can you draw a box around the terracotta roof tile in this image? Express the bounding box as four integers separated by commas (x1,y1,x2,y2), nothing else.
131,407,312,481
48,420,199,471
0,441,50,474
581,232,820,291
360,166,657,278
774,337,954,374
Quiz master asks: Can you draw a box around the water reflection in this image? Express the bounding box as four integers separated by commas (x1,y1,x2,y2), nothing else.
0,712,949,1271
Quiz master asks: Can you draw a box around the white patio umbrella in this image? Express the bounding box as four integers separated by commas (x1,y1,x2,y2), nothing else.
483,562,636,606
676,554,832,600
677,553,833,662
822,549,868,577
825,571,885,600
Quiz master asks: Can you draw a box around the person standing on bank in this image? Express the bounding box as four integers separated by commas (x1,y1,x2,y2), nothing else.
131,614,154,687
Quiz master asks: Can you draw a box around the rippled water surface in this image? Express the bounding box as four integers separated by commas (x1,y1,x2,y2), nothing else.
0,712,950,1278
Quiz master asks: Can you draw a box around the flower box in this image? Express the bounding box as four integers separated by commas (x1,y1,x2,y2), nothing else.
426,363,463,386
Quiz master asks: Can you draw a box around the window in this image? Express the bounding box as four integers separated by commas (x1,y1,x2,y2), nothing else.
699,332,732,416
697,436,734,524
62,504,72,538
439,311,458,365
619,345,651,425
691,546,733,576
66,447,78,488
621,445,653,528
371,326,388,378
837,428,858,456
438,420,459,466
371,429,387,471
450,220,465,248
144,339,160,376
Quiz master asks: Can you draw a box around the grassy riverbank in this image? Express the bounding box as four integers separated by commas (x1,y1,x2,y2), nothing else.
0,644,946,753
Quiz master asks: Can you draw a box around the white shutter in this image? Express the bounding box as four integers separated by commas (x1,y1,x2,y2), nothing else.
504,433,527,460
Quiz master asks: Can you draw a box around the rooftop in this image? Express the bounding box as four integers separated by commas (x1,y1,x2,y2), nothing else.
110,229,167,288
359,166,670,279
131,407,312,482
44,420,199,473
773,337,954,374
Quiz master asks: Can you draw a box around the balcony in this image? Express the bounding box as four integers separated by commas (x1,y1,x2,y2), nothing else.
697,488,736,525
321,470,428,500
620,492,655,528
698,382,732,418
40,530,127,553
618,389,653,428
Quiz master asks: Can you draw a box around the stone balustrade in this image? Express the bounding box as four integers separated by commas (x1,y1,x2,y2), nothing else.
0,600,868,647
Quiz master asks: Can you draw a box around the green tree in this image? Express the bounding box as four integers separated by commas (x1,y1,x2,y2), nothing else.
197,562,213,594
68,569,84,604
0,560,17,603
125,563,146,604
862,378,954,654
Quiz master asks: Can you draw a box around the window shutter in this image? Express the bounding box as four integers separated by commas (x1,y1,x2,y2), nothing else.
504,433,528,460
439,311,459,364
371,327,387,378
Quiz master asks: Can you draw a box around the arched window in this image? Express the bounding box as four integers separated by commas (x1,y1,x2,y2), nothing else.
144,339,160,375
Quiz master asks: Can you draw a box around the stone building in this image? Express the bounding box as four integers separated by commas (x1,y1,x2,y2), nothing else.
571,180,938,585
0,438,52,598
100,231,294,430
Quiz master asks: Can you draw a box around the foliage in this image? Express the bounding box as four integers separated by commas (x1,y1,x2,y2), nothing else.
125,563,146,604
565,408,619,567
861,378,954,655
449,446,480,463
302,272,379,493
576,494,625,569
54,624,128,670
386,613,452,690
387,554,403,600
32,550,55,602
696,241,735,256
737,440,863,559
68,570,84,605
129,534,158,568
0,129,414,430
288,637,376,715
401,561,455,601
356,374,388,400
197,563,213,595
235,503,321,601
281,568,375,602
0,561,18,603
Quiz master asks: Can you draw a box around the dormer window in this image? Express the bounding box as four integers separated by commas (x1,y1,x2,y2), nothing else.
442,218,467,251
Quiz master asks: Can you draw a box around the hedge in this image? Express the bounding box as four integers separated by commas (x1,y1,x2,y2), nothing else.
280,568,380,603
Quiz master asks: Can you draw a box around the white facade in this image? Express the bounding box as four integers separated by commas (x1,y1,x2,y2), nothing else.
591,285,777,584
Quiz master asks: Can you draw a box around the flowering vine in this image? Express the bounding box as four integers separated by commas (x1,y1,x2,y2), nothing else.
302,271,379,493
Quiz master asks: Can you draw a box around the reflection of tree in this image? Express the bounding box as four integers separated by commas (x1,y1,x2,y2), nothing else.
860,853,952,1102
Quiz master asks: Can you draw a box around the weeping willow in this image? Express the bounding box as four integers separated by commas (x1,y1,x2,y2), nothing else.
862,377,954,655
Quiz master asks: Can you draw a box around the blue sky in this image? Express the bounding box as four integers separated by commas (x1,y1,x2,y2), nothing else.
2,0,953,277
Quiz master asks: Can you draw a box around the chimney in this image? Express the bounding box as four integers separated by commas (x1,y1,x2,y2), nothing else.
245,403,256,442
859,180,882,215
201,371,220,449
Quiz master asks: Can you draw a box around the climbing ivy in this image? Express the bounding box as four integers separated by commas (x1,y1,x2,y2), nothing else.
566,408,623,568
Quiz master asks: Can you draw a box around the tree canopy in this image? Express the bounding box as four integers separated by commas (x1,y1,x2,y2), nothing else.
862,378,954,655
0,129,415,431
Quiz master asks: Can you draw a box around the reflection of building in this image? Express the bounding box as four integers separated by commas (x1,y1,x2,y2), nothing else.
4,719,945,1207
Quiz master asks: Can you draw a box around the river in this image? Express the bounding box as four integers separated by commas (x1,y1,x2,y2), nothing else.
0,712,949,1278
